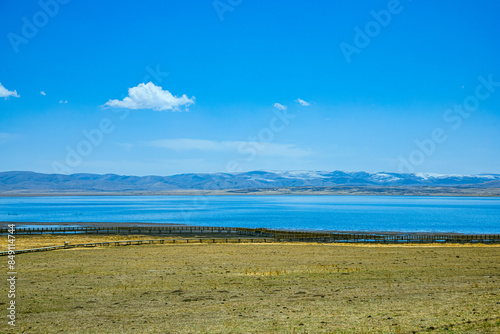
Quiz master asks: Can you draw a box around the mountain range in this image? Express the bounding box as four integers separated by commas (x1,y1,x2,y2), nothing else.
0,170,499,194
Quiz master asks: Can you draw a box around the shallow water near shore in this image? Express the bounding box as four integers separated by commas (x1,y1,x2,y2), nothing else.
0,195,499,234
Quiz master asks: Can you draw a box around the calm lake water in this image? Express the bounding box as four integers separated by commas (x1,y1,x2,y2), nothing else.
0,195,499,234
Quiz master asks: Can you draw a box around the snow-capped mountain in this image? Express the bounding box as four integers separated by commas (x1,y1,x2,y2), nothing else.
0,170,499,194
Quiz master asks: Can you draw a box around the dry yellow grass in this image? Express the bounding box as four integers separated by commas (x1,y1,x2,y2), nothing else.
1,237,499,333
4,234,499,252
0,234,172,251
0,234,268,252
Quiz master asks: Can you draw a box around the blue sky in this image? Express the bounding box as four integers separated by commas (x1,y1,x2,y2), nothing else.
1,0,499,176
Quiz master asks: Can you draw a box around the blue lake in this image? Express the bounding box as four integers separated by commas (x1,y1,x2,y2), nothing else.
0,195,499,234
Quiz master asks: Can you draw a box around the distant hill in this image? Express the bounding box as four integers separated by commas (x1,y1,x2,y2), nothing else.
0,170,499,194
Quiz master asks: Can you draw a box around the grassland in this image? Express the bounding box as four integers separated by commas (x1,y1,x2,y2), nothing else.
1,236,499,333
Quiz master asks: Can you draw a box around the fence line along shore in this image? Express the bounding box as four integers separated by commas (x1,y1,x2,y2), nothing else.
1,225,499,245
0,237,275,256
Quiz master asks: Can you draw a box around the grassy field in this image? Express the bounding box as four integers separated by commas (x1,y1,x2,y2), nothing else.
0,234,267,252
1,236,499,333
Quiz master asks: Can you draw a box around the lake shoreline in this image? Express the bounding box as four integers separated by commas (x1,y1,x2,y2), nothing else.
1,221,499,237
1,185,500,197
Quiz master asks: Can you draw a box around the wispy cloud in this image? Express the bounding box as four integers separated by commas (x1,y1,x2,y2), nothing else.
0,133,15,144
295,98,310,106
40,91,46,96
147,139,312,158
0,83,20,99
59,100,68,104
255,143,312,158
150,139,231,151
273,103,287,111
103,82,195,111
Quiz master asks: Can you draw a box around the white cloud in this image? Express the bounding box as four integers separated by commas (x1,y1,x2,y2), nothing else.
0,83,20,99
59,100,68,104
295,98,310,106
103,82,195,111
148,139,312,158
40,91,46,96
273,103,287,111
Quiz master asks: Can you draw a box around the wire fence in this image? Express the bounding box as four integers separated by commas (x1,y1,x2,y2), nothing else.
0,237,274,256
1,225,499,244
